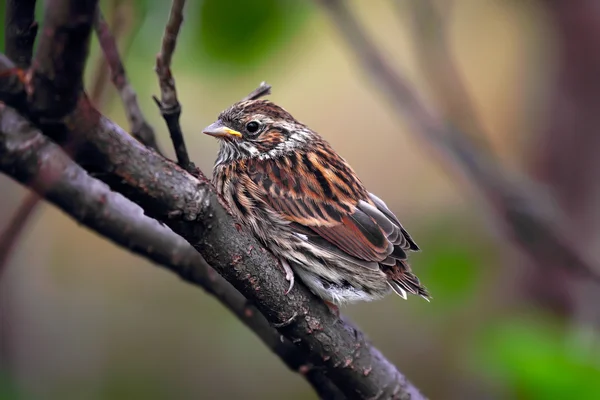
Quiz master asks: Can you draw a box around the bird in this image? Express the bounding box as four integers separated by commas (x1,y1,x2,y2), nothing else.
203,96,430,305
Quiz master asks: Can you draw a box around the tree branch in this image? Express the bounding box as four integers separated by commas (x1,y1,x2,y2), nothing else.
0,103,345,400
29,0,97,119
153,0,192,172
94,6,161,152
316,0,600,286
4,0,38,69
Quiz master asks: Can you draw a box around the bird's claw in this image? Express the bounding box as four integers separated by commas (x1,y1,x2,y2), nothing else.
281,259,294,295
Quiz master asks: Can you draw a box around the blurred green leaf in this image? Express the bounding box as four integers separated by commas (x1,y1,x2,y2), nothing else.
0,372,21,400
413,217,486,308
194,0,312,72
477,316,600,400
0,0,6,53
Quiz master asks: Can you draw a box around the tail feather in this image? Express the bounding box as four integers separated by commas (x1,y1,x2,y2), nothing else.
384,260,430,301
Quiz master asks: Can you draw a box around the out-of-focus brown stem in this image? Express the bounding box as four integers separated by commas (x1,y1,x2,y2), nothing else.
527,0,600,314
0,193,40,278
94,5,161,152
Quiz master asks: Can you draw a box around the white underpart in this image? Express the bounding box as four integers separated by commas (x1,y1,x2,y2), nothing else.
294,268,379,304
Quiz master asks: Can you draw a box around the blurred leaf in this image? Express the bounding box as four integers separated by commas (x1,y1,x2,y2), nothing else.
194,0,312,72
0,0,6,53
0,372,20,400
413,217,487,308
477,316,600,400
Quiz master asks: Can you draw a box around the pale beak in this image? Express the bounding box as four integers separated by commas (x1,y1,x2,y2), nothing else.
202,120,242,139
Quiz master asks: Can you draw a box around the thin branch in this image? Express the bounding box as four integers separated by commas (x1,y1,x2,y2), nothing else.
0,192,40,279
4,0,38,69
94,5,161,152
29,0,98,119
316,0,600,285
153,0,193,173
89,0,131,109
0,104,345,400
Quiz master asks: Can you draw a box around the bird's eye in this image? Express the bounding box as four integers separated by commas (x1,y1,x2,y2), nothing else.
245,121,261,134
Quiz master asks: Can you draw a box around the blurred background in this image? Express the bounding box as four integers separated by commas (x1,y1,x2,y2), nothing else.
2,0,600,399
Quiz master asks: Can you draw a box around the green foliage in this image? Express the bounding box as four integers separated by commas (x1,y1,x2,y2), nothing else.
477,316,600,400
193,0,312,72
413,217,486,309
0,0,5,53
0,373,20,400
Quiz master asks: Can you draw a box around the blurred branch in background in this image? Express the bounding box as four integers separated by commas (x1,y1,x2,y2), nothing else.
92,0,161,153
316,0,600,306
527,0,600,317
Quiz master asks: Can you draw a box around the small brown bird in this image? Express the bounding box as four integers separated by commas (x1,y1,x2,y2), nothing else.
203,97,429,305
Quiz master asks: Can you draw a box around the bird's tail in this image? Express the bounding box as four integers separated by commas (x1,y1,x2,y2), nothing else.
384,260,430,301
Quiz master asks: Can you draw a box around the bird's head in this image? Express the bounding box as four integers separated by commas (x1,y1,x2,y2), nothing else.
203,99,314,166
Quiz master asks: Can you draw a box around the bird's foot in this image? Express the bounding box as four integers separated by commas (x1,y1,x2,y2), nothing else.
280,259,294,295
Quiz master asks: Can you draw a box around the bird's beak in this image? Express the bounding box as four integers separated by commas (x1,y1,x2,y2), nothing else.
202,120,242,139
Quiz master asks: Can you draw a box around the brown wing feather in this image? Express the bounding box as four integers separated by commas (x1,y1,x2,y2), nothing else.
246,144,393,264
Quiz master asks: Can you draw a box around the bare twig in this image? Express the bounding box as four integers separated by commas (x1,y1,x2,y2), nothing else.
89,0,132,108
317,0,600,285
0,192,40,278
153,0,193,173
94,5,161,152
4,0,38,69
0,104,345,400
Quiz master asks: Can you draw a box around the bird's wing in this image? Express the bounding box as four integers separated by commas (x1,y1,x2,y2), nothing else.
246,151,417,269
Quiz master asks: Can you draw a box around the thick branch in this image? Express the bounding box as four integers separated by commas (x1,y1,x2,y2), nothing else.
29,0,98,119
94,8,161,152
4,0,38,69
317,0,600,284
0,104,344,400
